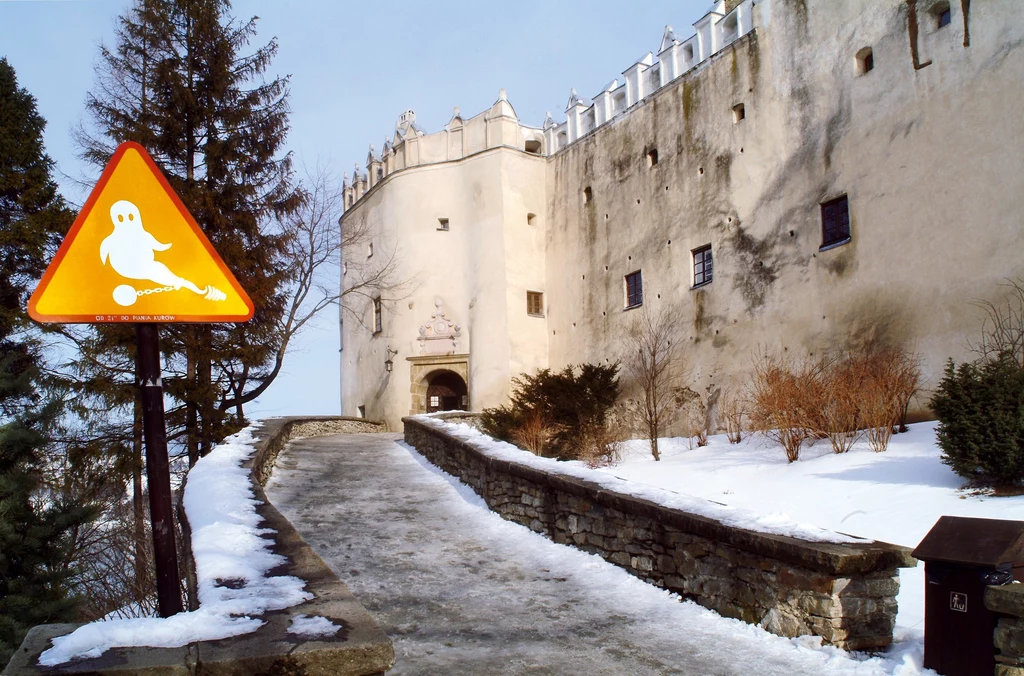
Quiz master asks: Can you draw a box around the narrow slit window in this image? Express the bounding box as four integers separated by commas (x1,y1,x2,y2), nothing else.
625,270,643,309
357,405,365,418
527,291,544,317
646,149,659,167
583,186,593,204
733,103,745,123
437,218,449,231
373,297,383,333
367,242,374,257
692,245,713,287
527,212,537,225
820,195,851,249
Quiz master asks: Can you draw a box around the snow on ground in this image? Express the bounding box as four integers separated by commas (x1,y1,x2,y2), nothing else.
39,426,311,666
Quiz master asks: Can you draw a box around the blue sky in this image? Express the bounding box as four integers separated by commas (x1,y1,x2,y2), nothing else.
2,0,710,418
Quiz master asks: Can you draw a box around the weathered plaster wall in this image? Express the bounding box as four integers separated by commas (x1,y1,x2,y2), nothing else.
544,0,1024,423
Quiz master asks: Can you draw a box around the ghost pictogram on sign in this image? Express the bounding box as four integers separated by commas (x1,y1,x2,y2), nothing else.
100,199,227,307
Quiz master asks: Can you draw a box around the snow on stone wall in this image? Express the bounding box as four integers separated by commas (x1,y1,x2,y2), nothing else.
404,414,917,651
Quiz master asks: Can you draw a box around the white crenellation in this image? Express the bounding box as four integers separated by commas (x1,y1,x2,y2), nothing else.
342,0,753,212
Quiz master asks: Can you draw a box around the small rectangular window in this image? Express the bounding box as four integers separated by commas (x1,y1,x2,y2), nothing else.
646,149,659,167
820,195,851,249
856,47,874,75
367,242,374,257
692,245,713,287
938,7,951,28
429,395,440,407
527,212,537,226
625,270,643,309
373,297,382,333
438,218,449,231
733,103,745,123
527,291,544,317
357,405,366,419
583,186,593,204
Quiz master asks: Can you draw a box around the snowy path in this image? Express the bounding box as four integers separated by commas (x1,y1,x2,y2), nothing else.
264,433,918,675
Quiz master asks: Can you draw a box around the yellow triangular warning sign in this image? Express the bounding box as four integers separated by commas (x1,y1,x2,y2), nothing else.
29,141,254,323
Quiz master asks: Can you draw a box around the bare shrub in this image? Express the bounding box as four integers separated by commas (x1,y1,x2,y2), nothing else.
816,355,863,454
510,411,555,456
675,387,709,448
621,307,685,461
859,347,921,452
573,421,624,468
719,388,746,444
748,353,815,462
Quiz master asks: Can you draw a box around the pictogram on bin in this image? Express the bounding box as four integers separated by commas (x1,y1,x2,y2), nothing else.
912,516,1024,676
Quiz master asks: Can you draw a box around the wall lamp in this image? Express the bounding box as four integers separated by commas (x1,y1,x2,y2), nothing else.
384,346,399,372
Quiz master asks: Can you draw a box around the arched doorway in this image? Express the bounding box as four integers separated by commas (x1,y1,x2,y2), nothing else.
426,370,468,413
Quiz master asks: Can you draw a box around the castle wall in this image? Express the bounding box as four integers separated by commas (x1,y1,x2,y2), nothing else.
343,0,1024,431
544,0,1024,426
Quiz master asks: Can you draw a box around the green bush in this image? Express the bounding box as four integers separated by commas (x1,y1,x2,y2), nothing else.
931,356,1024,489
481,363,620,461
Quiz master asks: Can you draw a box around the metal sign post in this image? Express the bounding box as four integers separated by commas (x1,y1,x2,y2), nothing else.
135,323,184,617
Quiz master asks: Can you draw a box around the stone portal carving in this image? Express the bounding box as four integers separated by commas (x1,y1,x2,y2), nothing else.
417,298,461,355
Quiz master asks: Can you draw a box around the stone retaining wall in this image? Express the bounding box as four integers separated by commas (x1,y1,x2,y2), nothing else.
404,415,917,651
4,416,393,676
988,584,1024,676
252,416,387,486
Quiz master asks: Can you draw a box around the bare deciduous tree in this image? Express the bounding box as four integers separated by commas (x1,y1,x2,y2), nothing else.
216,163,410,417
969,278,1024,368
621,307,685,461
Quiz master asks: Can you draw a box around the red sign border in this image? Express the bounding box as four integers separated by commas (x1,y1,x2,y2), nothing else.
28,141,255,324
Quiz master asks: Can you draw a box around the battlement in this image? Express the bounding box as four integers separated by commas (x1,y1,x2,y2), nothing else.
341,0,754,212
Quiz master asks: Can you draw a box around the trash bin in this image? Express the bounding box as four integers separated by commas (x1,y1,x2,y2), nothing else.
911,515,1024,676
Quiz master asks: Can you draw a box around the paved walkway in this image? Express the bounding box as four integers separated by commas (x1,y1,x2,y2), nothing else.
264,433,880,675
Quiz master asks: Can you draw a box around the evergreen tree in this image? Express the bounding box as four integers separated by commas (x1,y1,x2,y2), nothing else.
931,356,1024,489
0,57,96,665
79,0,300,462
